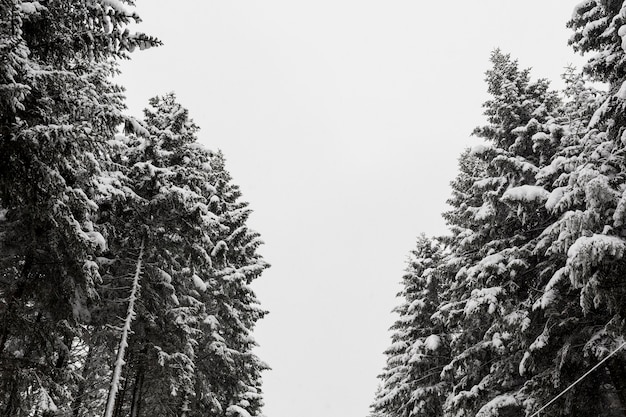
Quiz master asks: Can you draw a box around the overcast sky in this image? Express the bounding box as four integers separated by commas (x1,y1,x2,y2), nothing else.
117,2,588,417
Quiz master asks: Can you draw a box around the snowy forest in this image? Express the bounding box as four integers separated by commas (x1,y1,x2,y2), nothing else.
371,2,626,417
0,1,268,416
5,0,626,417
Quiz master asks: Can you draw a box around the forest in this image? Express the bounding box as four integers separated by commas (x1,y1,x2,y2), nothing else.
371,2,626,417
0,1,267,415
3,0,626,417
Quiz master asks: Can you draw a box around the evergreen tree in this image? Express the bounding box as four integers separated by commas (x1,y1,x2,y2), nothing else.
509,3,626,415
0,2,269,416
0,1,158,413
437,51,563,417
92,94,268,417
372,236,446,417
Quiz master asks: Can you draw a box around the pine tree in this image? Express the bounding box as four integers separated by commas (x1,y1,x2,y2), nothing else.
0,1,158,413
91,94,268,417
371,4,626,417
507,3,626,415
0,2,270,415
436,51,563,417
372,236,446,417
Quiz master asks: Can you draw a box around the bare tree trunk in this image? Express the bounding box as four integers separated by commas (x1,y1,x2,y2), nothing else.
103,241,144,417
112,367,130,417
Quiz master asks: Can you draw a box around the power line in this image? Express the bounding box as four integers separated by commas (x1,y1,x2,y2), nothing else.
530,340,626,417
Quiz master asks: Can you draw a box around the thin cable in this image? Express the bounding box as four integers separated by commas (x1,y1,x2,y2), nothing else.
530,340,626,417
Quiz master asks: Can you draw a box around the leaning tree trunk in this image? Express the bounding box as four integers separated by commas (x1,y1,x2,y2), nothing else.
103,241,144,417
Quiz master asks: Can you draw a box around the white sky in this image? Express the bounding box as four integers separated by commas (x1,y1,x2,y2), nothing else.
117,2,587,417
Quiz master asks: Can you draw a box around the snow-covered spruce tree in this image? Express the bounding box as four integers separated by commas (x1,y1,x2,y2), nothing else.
435,51,567,417
190,150,269,417
506,3,626,416
509,70,621,417
372,235,447,417
92,94,268,417
0,1,158,414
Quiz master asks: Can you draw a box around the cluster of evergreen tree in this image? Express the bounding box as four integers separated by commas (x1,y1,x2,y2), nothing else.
372,2,626,417
0,1,268,416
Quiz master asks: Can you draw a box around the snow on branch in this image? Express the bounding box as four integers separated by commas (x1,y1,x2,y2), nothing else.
567,234,626,288
501,185,550,204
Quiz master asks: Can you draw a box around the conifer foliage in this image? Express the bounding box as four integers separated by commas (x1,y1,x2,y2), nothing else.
0,2,268,416
372,3,626,417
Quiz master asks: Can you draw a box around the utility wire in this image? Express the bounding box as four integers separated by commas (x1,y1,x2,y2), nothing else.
530,340,626,417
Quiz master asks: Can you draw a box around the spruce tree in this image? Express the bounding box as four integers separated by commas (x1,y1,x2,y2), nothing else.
92,94,268,417
510,2,626,415
372,236,446,417
0,1,158,413
436,51,563,417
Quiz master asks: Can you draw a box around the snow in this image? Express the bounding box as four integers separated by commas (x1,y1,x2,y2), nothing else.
584,175,618,209
567,234,626,260
211,240,228,257
490,333,504,351
477,253,506,274
537,156,568,181
19,2,46,14
38,391,58,412
475,394,518,417
619,25,626,53
572,0,594,19
519,351,532,375
227,405,252,417
589,97,609,127
126,117,150,137
531,131,550,149
545,186,566,212
617,80,626,100
501,185,550,203
100,0,131,15
614,189,626,226
469,144,491,156
409,299,426,312
192,274,207,292
473,202,494,221
567,234,626,288
529,327,549,351
464,287,503,316
86,230,107,251
503,310,530,332
203,315,219,329
583,16,608,38
160,269,172,283
424,334,441,351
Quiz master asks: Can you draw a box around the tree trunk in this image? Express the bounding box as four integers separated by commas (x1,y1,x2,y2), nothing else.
103,240,144,417
129,365,145,417
112,368,130,417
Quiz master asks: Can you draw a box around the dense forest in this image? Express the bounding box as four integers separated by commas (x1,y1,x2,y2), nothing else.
371,2,626,417
6,0,626,417
0,1,268,416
